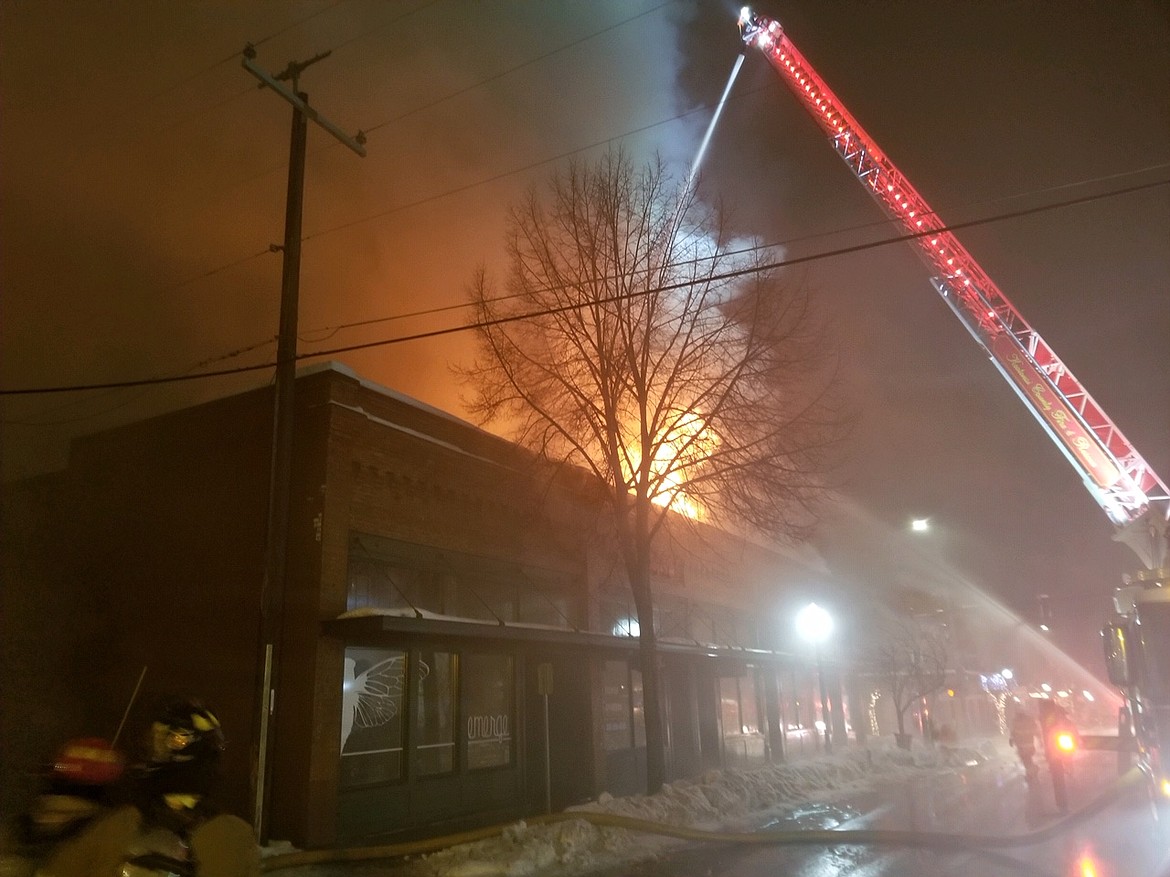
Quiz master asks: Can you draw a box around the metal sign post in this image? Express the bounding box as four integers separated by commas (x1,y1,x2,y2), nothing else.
537,662,553,814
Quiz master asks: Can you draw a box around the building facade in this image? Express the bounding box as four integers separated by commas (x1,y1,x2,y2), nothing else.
2,363,844,848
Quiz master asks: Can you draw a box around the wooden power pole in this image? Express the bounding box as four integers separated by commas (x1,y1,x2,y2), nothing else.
241,44,365,841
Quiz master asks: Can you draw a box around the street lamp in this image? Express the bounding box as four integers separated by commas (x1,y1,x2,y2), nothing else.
796,602,834,753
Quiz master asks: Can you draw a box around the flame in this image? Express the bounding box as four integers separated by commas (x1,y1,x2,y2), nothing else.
1077,850,1100,877
627,411,719,519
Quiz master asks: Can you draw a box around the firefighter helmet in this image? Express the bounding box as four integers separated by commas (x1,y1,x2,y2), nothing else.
52,736,125,785
151,700,225,764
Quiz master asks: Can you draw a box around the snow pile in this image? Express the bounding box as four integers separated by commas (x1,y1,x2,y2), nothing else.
421,740,998,877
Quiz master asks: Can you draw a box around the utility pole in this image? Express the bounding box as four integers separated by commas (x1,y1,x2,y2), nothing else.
242,45,365,842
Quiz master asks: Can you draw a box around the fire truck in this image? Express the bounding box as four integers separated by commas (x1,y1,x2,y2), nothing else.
736,7,1169,811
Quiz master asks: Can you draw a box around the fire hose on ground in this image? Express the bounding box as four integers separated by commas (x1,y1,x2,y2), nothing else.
261,766,1152,873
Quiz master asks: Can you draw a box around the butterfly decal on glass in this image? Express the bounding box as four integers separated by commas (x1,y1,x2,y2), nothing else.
340,654,430,753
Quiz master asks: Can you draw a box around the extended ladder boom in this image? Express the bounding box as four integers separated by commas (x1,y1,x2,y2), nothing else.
739,11,1167,560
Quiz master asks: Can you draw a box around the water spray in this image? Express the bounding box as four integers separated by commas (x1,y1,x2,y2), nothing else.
685,52,745,192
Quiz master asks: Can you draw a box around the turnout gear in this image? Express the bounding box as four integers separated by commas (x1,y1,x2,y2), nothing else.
1009,711,1040,785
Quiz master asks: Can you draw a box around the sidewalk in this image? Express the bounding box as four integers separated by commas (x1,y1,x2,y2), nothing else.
262,735,1010,876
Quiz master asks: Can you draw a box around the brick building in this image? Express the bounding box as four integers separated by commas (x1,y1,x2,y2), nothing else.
1,362,840,848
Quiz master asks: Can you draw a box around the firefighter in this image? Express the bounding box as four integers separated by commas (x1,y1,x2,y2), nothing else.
32,698,259,877
1009,709,1040,785
13,736,126,854
1038,699,1078,812
130,698,226,832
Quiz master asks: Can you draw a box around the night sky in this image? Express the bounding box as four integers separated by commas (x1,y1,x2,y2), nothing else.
2,1,1167,673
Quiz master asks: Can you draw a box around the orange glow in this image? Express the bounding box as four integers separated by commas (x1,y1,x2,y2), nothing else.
628,412,718,519
1077,852,1100,877
1055,731,1076,753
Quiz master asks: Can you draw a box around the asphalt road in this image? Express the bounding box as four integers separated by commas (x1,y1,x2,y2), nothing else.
593,752,1170,877
267,750,1170,877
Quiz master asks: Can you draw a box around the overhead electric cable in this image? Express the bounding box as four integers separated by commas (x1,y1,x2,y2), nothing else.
124,1,695,298
1,338,277,426
155,248,277,296
144,1,432,143
326,0,446,55
362,1,675,135
302,97,742,243
298,163,1170,339
3,176,1164,397
210,0,685,234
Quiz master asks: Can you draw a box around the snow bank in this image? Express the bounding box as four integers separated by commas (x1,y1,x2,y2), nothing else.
420,739,1002,877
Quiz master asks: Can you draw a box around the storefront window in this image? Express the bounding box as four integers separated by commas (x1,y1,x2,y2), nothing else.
602,660,645,750
720,675,741,736
723,673,761,734
414,650,456,775
631,668,646,747
340,647,406,788
463,653,514,769
720,672,766,765
743,674,761,733
603,660,631,749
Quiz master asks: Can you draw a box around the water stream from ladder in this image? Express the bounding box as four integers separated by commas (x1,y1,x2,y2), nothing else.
686,53,745,191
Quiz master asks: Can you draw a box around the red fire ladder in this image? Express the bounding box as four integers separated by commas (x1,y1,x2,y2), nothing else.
739,11,1167,566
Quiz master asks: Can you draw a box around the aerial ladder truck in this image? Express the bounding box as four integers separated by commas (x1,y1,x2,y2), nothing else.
737,8,1169,810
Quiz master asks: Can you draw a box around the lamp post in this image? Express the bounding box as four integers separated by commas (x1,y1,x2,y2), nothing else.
796,602,834,753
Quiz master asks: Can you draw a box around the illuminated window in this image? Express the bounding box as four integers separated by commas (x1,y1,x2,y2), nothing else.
599,600,639,637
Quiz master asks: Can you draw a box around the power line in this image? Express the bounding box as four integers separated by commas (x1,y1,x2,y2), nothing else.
113,1,692,298
301,177,1170,352
325,0,447,56
1,338,276,426
297,163,1170,340
302,92,735,244
361,1,676,136
142,0,356,105
125,1,422,147
157,88,730,297
4,176,1165,397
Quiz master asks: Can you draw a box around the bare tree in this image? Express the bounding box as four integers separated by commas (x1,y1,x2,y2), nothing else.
872,615,949,747
458,149,846,793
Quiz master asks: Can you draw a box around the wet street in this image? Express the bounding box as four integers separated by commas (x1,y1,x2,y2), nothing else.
596,752,1169,877
268,749,1170,877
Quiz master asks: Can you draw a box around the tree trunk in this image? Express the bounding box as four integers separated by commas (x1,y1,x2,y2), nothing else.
637,620,667,793
628,500,666,795
894,706,911,749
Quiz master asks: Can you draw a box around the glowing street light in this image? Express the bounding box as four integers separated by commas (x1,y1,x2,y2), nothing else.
796,602,834,753
911,518,930,532
795,602,834,644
